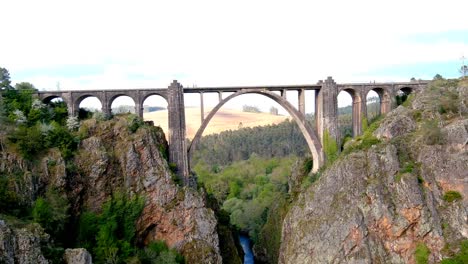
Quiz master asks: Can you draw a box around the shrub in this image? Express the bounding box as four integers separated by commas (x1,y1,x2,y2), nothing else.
421,121,443,145
415,243,430,264
93,192,145,263
0,173,22,215
128,115,145,133
441,240,468,264
443,191,462,203
323,130,338,165
32,188,70,238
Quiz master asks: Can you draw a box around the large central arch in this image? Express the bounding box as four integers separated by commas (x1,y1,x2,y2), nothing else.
188,89,324,172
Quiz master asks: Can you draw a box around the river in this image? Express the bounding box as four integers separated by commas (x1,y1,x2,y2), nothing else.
239,234,254,264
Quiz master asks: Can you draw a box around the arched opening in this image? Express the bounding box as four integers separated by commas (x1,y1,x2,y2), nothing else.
77,96,103,119
189,89,323,173
42,96,69,124
337,90,354,142
110,95,136,115
366,89,382,124
142,94,168,132
396,87,412,106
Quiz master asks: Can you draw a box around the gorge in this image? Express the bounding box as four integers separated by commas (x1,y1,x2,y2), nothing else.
1,71,467,264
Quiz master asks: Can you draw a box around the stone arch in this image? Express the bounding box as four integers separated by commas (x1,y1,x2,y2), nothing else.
74,94,104,116
366,87,392,115
337,88,363,138
42,95,72,116
395,87,412,106
365,88,384,119
141,93,169,127
42,95,66,104
188,89,324,172
141,92,168,105
107,94,138,114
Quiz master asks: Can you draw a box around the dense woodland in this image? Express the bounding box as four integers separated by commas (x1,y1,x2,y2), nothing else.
191,98,381,168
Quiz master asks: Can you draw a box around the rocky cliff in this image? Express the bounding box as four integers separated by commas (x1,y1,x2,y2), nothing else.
0,116,227,263
279,81,468,263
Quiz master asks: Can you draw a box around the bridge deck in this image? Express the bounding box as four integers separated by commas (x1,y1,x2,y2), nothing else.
36,80,429,94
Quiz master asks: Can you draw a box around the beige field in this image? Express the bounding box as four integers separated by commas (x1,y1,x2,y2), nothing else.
144,107,289,139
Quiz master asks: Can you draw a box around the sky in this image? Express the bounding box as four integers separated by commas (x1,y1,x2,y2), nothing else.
2,0,468,112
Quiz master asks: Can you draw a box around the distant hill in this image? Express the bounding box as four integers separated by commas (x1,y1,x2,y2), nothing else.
143,108,289,139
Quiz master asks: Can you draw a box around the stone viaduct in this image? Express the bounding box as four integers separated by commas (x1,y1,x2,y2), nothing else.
37,77,428,185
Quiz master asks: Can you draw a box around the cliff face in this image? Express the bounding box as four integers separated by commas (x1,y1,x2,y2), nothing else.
279,84,467,263
0,221,49,264
0,116,225,263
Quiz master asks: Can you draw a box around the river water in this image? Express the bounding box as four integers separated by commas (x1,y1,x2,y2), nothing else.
239,234,254,264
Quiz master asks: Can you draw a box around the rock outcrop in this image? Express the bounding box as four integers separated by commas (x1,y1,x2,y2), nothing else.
0,220,49,264
71,117,223,263
0,116,224,263
279,84,468,264
64,248,92,264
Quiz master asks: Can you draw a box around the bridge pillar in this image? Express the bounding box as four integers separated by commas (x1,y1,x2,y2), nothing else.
281,89,287,99
352,91,366,137
298,89,305,115
136,103,144,118
218,91,222,103
357,89,367,136
168,80,189,184
316,77,339,148
381,89,393,114
200,92,205,123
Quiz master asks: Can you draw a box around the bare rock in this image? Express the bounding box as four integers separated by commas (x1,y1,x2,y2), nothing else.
280,121,468,264
374,106,416,140
64,248,92,264
442,119,468,148
0,220,49,264
73,117,222,263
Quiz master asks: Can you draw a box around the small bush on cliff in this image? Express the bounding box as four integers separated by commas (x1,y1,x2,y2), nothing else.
443,191,462,203
441,240,468,264
94,192,145,263
32,188,70,238
342,117,382,156
127,115,145,133
415,243,430,264
76,193,185,264
138,241,185,264
323,130,338,165
0,173,23,215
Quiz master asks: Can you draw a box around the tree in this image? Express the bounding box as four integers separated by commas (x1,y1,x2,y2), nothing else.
269,106,279,115
15,82,36,91
460,65,468,78
433,74,444,80
0,67,12,89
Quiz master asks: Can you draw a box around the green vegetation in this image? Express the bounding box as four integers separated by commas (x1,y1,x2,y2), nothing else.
443,191,462,203
2,81,78,160
32,188,70,238
194,155,294,243
323,130,338,165
0,67,185,263
192,120,309,167
441,240,468,264
415,242,430,264
421,120,443,145
127,114,145,133
75,192,184,264
342,117,382,156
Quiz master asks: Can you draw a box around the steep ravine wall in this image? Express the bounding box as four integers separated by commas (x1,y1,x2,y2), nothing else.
0,116,240,263
279,85,467,263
